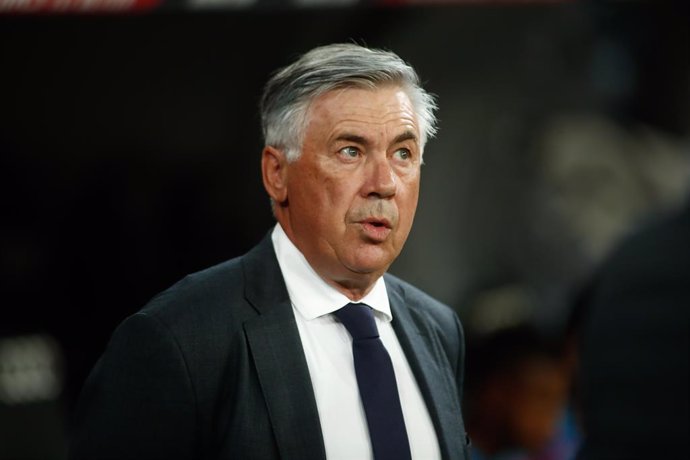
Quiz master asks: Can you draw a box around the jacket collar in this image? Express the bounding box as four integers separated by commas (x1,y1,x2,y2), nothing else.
387,276,467,460
240,233,465,459
241,232,327,460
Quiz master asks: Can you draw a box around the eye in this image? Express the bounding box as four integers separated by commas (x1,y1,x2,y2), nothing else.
339,146,360,159
394,148,412,161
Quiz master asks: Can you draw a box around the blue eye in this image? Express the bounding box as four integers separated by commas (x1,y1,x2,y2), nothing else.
395,148,411,160
340,146,359,158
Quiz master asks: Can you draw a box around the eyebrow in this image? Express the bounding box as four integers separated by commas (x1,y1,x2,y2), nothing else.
334,133,369,146
393,130,418,145
333,130,418,147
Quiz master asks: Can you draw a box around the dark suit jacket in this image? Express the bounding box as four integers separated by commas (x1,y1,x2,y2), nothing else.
70,233,469,460
576,202,690,459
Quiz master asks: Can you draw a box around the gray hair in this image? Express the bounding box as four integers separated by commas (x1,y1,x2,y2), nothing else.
260,43,438,162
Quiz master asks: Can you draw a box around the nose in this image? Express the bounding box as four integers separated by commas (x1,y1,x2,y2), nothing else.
364,155,396,199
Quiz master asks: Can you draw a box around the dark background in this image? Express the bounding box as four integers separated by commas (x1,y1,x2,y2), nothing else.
1,2,688,458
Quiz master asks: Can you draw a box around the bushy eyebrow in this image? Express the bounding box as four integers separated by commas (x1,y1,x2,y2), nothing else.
393,130,418,145
333,130,418,148
334,133,368,146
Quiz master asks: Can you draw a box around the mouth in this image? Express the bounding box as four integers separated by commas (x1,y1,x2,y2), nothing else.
358,217,393,242
361,217,392,229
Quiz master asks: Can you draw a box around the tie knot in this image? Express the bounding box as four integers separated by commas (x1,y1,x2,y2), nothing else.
334,303,379,340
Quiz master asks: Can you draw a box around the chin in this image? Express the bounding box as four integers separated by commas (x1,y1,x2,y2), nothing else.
339,242,398,275
347,256,393,276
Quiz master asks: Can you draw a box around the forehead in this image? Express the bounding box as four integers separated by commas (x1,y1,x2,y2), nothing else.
304,85,419,137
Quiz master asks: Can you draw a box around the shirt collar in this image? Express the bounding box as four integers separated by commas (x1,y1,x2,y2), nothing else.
271,223,392,322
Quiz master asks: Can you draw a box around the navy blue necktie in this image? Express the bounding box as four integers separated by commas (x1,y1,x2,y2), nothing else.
334,303,412,460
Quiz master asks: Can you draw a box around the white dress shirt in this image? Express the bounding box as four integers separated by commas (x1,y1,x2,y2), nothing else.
271,224,441,460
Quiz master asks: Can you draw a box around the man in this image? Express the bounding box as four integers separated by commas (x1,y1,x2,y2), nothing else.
70,43,469,460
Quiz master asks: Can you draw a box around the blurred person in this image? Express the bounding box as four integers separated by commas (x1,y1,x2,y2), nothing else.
575,198,690,459
69,43,470,460
464,324,576,460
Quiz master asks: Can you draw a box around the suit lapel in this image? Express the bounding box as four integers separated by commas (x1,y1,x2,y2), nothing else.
242,235,326,460
387,279,466,460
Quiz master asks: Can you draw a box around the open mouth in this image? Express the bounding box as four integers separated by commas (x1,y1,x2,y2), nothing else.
362,218,391,229
358,218,393,241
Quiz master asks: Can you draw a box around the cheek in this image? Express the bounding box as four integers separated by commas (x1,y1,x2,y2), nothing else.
295,170,339,209
323,180,345,207
325,178,363,214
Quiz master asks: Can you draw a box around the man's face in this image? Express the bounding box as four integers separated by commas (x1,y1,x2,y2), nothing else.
279,85,421,296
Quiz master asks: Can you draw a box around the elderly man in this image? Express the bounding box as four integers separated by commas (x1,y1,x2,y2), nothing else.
70,43,469,460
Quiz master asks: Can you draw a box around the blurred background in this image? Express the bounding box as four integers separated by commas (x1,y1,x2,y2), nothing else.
1,1,688,459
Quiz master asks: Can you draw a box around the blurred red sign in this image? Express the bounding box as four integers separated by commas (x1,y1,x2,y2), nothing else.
0,0,161,13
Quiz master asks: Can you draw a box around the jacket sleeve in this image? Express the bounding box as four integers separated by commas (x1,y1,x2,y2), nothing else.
69,312,198,460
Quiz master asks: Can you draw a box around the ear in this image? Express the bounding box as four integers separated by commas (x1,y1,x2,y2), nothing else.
261,146,289,205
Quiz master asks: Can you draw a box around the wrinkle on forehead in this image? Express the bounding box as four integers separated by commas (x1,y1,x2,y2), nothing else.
305,86,420,143
329,87,415,118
